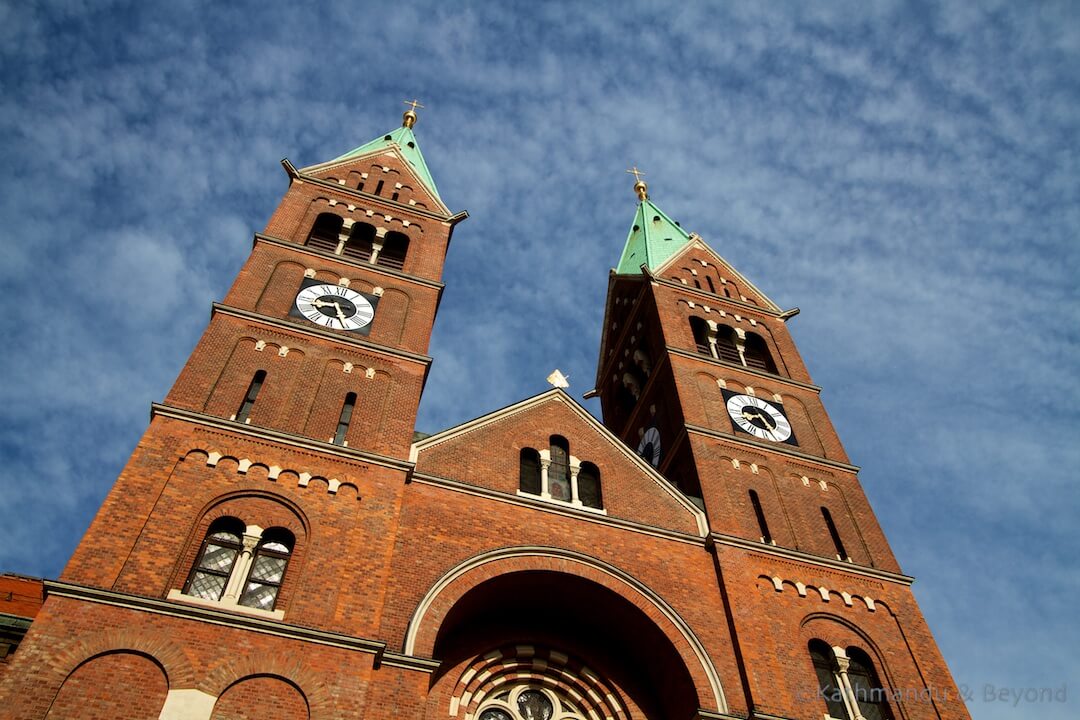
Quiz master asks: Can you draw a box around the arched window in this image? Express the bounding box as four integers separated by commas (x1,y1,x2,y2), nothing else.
333,392,356,446
238,529,294,612
343,222,375,262
714,325,742,364
378,231,409,271
690,316,711,355
749,490,772,544
822,507,849,561
578,462,602,509
743,332,778,374
705,276,716,294
519,448,541,495
306,213,342,253
548,436,571,502
847,648,894,720
235,370,265,424
184,517,246,602
809,640,850,720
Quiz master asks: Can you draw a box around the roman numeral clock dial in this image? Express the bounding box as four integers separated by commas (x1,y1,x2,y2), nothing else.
289,279,379,334
722,390,798,446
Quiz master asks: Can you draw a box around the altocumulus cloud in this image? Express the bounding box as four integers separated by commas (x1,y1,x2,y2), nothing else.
0,2,1076,718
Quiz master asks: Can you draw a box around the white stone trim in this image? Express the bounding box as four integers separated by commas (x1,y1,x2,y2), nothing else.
166,589,285,620
158,689,216,720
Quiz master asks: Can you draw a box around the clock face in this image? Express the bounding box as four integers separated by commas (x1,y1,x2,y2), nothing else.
291,281,377,333
638,426,662,467
723,392,797,445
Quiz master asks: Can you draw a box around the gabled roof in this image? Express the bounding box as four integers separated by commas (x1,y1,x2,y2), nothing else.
300,124,446,211
652,237,782,313
616,197,693,274
411,388,708,536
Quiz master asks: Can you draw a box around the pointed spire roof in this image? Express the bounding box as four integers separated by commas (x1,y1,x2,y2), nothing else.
615,193,693,275
329,123,443,204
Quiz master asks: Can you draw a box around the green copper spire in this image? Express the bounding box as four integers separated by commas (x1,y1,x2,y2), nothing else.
615,173,693,274
331,103,443,204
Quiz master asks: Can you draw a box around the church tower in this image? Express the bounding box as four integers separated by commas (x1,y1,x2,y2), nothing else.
0,116,969,720
592,174,969,720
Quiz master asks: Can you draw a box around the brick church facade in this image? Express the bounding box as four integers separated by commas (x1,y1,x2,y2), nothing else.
0,109,969,720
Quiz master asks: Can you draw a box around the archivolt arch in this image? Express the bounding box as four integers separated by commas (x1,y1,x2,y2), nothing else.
404,545,727,713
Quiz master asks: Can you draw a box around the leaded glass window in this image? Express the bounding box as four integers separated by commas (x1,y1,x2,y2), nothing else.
476,685,583,720
578,462,602,509
847,648,894,720
810,640,850,720
238,529,294,611
548,436,571,501
185,518,245,601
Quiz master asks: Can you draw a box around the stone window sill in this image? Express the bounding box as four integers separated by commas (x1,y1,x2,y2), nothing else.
516,490,608,516
167,589,285,620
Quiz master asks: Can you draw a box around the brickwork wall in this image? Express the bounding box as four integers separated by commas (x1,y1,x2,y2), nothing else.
164,314,425,458
209,675,309,720
0,596,377,720
59,416,409,639
717,545,970,720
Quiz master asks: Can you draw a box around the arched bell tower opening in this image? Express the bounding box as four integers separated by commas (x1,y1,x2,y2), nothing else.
428,570,701,720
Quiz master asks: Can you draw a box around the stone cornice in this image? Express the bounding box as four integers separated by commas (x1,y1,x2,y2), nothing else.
667,346,822,393
254,233,446,292
150,404,416,474
686,423,860,473
653,274,785,318
379,651,442,673
292,170,456,223
410,471,706,545
45,580,386,654
211,303,432,367
709,532,914,586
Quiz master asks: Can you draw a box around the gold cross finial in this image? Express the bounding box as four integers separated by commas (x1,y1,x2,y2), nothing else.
627,166,649,200
402,99,424,128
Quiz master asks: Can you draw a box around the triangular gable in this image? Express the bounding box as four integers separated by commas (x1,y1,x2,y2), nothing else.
300,128,449,215
411,389,707,536
653,237,782,312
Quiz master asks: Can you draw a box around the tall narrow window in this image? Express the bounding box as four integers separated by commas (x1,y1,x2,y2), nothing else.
548,436,571,501
743,332,778,374
343,222,375,261
184,518,246,602
822,507,849,560
377,231,409,271
714,325,742,364
519,448,541,495
809,641,850,720
578,462,602,509
306,213,343,253
846,648,894,720
749,490,772,544
690,316,711,355
333,392,356,445
374,179,384,196
235,370,265,424
705,276,716,294
238,529,294,612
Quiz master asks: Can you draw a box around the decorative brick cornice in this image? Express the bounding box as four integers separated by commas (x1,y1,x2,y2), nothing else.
687,423,860,473
44,581,386,655
710,532,914,586
150,404,416,475
212,303,432,366
667,346,822,393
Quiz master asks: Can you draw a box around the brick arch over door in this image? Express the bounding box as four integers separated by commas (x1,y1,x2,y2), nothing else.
403,545,728,714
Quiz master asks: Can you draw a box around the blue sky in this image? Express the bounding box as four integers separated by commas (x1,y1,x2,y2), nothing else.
0,1,1077,717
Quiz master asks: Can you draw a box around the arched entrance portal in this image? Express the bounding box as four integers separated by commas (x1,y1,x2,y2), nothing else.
428,570,701,719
